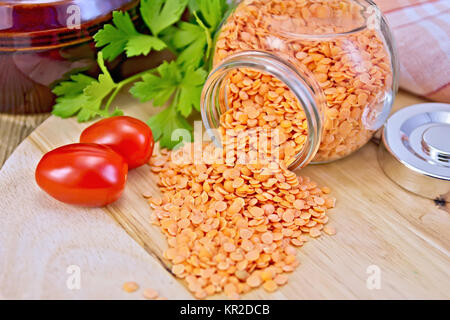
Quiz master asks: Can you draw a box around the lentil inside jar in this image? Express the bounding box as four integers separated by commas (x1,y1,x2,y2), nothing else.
206,0,397,165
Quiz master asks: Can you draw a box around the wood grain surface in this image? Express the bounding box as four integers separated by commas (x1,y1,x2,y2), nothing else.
0,91,449,300
0,114,49,168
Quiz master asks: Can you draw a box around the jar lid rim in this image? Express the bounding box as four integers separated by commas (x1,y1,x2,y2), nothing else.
0,0,139,49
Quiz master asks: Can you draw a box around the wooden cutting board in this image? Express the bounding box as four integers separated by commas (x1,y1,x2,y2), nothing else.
0,91,449,300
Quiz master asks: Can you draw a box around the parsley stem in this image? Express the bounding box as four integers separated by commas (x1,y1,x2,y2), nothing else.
120,68,158,86
194,12,213,62
105,86,121,110
104,68,158,110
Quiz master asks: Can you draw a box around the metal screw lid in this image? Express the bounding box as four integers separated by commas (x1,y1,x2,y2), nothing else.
378,103,450,202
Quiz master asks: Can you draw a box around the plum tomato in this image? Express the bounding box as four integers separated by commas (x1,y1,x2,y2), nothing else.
35,143,128,207
80,116,154,169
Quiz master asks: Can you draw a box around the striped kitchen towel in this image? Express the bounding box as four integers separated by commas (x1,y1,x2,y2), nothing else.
375,0,450,102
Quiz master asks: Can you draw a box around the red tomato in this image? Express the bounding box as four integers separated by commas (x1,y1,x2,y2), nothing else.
35,144,128,207
80,116,154,169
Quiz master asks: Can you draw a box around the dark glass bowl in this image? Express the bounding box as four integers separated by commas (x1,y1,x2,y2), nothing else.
0,0,140,114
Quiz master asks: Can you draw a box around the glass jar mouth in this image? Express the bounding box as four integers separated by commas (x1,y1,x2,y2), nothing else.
201,50,324,170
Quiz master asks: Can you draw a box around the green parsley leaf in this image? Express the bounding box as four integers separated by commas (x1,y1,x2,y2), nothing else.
52,94,89,119
195,0,228,30
94,11,167,61
131,59,206,118
173,22,204,49
94,11,137,61
84,54,116,101
52,74,96,97
140,0,188,36
177,67,207,117
52,74,96,118
77,53,118,121
76,103,102,123
52,53,122,122
130,61,181,106
187,0,199,13
125,35,166,57
172,22,207,68
147,102,192,149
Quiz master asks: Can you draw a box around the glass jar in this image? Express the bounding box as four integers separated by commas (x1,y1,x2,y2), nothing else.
0,0,140,114
201,0,398,169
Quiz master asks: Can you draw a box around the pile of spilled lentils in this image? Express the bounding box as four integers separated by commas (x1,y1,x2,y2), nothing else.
148,141,336,299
